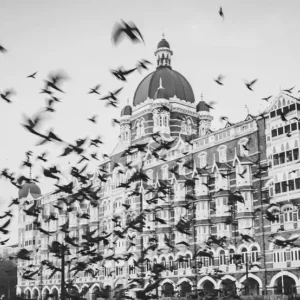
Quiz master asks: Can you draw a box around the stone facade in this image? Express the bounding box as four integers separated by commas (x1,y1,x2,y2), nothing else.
16,38,300,300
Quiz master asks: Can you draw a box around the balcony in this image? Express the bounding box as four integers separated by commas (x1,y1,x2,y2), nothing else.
273,261,287,269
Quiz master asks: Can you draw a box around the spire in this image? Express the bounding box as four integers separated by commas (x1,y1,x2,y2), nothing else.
245,105,249,116
29,156,32,180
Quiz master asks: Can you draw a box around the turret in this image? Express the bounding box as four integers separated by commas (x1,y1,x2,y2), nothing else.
196,95,213,137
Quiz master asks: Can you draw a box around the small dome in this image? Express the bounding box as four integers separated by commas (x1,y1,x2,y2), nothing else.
18,182,41,199
157,38,170,49
154,88,169,100
196,101,209,112
121,105,132,116
154,78,169,100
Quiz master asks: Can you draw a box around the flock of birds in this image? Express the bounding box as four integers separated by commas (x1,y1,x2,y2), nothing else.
0,7,300,300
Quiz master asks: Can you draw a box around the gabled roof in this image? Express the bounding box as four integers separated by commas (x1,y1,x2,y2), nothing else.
212,161,232,172
110,141,129,156
224,122,234,128
244,114,254,121
233,155,254,166
264,91,300,114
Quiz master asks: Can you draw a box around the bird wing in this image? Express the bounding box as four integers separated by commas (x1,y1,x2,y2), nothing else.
132,26,144,43
112,25,125,45
124,67,137,75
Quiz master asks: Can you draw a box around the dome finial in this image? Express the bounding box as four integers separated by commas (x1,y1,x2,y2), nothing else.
159,77,164,89
126,97,129,105
201,93,203,101
162,30,165,39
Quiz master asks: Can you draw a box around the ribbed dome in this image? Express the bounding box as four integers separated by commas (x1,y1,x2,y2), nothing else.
157,38,170,49
133,68,195,106
120,105,132,116
19,182,41,198
196,101,209,112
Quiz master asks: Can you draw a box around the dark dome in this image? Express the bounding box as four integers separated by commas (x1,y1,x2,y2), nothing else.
133,68,195,106
19,182,41,198
157,38,170,49
196,101,209,112
121,105,132,116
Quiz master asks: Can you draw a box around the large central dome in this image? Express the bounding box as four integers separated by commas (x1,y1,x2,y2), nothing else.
133,37,195,107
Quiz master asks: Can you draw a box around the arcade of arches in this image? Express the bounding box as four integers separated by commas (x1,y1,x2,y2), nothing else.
19,272,300,299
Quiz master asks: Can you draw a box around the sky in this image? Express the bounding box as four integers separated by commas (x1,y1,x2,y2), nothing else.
1,0,300,245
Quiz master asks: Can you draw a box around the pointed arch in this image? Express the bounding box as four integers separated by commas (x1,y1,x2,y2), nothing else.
160,278,176,288
216,275,238,289
42,287,50,295
177,277,193,286
32,288,40,299
198,276,217,289
268,271,299,287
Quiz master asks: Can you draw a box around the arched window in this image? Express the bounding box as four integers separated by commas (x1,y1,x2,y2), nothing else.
278,99,282,108
219,250,226,265
229,249,235,264
136,121,140,137
154,115,158,127
162,165,168,180
147,170,153,185
270,208,280,224
140,119,145,135
161,257,166,267
159,116,163,127
187,119,192,135
164,116,167,127
283,207,293,223
239,138,249,156
169,256,173,270
218,145,227,162
186,254,191,268
181,121,187,133
153,258,157,270
251,246,259,262
178,255,183,268
241,248,248,263
199,152,207,168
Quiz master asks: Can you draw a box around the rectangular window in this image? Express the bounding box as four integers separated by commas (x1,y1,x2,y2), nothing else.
271,129,277,137
283,106,289,114
273,154,279,166
270,111,276,118
295,178,300,189
297,103,300,111
279,152,285,164
293,148,299,161
289,179,295,191
290,104,296,111
278,127,284,135
281,181,287,193
277,109,282,116
291,122,297,131
286,150,293,162
275,183,281,194
284,124,291,133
